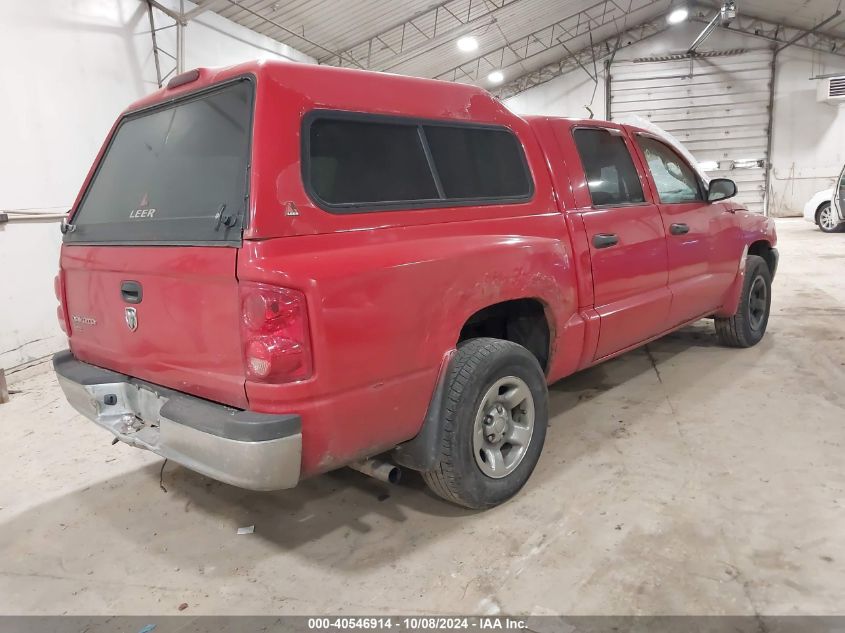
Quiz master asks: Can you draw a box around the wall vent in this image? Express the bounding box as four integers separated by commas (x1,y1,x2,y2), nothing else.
817,75,845,104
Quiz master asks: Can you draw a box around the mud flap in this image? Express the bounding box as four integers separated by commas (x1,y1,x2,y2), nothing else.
391,350,456,472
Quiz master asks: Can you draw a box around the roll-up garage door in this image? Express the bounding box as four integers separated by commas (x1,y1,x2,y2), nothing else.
609,49,773,214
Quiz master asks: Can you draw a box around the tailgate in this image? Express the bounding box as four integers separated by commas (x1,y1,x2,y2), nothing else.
62,246,247,408
59,78,255,408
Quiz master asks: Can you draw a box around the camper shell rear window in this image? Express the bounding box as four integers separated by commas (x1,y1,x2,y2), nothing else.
64,77,254,246
302,110,534,213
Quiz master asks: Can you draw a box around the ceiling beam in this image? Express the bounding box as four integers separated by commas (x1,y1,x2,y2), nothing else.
776,10,842,52
222,0,363,67
320,0,526,70
496,3,845,100
494,15,668,99
691,5,845,57
183,0,228,21
147,0,182,23
435,0,666,83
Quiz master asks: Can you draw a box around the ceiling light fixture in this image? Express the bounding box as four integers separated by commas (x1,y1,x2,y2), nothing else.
667,7,689,24
488,70,504,84
720,1,737,25
456,36,479,52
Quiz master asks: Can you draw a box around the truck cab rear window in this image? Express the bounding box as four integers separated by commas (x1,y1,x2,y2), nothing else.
65,79,253,245
304,113,532,212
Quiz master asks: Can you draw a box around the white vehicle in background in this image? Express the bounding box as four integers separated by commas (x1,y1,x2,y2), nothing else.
804,164,845,233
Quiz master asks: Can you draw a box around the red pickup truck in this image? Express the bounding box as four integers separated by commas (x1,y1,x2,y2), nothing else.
53,60,777,509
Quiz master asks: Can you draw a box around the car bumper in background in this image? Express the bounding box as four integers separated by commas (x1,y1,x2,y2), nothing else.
803,203,817,223
53,350,301,491
803,189,834,224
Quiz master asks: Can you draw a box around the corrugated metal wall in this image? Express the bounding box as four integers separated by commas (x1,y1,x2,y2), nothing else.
609,49,774,214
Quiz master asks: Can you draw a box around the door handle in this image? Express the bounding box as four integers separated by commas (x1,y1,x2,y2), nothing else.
120,280,143,304
670,223,690,235
592,233,619,249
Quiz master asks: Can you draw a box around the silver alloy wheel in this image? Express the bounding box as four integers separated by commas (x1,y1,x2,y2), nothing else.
472,376,535,479
748,274,768,331
819,205,837,231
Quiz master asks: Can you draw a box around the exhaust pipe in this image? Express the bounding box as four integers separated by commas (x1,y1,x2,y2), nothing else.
349,458,402,484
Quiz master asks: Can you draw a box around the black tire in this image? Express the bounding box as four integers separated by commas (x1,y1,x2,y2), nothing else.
422,338,548,509
816,202,844,233
715,254,772,348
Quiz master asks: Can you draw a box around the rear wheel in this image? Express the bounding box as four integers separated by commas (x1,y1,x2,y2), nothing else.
715,254,772,348
817,202,843,233
422,338,548,509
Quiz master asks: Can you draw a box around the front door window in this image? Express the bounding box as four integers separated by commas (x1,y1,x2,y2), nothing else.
636,136,704,204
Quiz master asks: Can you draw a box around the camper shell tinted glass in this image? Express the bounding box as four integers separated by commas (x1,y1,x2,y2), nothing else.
424,125,529,199
302,111,533,213
308,118,440,205
65,78,254,246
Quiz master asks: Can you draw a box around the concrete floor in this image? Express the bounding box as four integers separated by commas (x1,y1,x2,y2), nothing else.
1,218,844,616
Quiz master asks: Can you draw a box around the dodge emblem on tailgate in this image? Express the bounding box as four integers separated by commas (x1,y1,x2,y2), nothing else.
124,307,138,332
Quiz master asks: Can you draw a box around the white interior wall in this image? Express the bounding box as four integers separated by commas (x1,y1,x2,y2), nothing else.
505,70,607,120
769,46,845,216
0,0,313,370
505,21,845,218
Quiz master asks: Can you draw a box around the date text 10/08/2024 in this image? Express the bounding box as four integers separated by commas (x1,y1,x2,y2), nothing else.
307,618,528,630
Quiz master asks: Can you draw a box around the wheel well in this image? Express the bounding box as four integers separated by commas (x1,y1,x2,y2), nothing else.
748,240,775,275
458,299,550,372
816,201,831,224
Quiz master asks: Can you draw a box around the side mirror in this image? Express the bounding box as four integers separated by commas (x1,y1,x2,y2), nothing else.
707,178,737,202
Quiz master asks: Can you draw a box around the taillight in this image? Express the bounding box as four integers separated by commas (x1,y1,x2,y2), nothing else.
54,272,69,334
240,283,312,382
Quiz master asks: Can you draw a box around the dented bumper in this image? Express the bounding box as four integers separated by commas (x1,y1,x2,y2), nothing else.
53,350,301,491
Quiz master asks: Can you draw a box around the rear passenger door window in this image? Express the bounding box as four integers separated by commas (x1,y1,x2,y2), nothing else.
572,128,645,207
304,112,533,212
636,136,703,204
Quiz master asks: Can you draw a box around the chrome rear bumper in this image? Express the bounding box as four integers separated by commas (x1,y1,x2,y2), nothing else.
53,351,301,491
